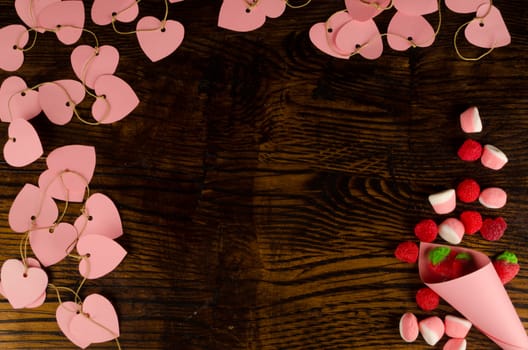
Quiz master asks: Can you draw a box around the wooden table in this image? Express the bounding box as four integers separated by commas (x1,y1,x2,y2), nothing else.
0,1,526,349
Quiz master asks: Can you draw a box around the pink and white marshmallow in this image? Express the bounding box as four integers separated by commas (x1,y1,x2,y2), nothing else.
438,218,465,244
443,338,467,350
445,315,472,338
419,316,445,346
460,106,482,133
481,144,508,170
479,187,507,209
399,312,419,342
429,189,456,214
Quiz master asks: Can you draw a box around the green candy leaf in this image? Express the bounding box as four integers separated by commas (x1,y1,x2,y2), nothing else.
429,247,451,265
455,252,471,261
496,251,518,264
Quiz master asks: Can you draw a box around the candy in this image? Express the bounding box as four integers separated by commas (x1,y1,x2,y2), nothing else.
429,189,456,214
416,287,440,311
457,139,482,162
456,178,480,203
394,241,419,263
460,106,482,133
479,187,507,209
480,217,507,241
414,219,438,242
419,316,445,346
493,251,520,284
443,338,467,350
459,211,482,235
445,315,472,338
429,246,453,279
438,218,465,244
399,312,419,342
481,144,508,170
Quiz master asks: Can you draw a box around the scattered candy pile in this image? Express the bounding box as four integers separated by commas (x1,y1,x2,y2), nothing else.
394,106,521,348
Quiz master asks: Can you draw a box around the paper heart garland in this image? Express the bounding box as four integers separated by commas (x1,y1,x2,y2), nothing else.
3,118,43,167
136,17,185,62
344,0,391,22
387,11,436,51
465,5,511,49
9,183,58,233
91,75,139,124
334,18,383,60
29,222,77,267
37,0,85,45
56,302,92,349
309,11,353,59
69,294,120,344
0,25,29,72
77,234,127,279
1,259,48,309
218,0,286,32
38,80,85,125
70,45,120,89
91,0,140,26
74,193,123,240
15,0,60,31
0,76,41,122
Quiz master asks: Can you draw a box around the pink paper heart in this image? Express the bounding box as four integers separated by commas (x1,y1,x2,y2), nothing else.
169,0,184,2
465,5,510,48
344,0,391,21
30,222,77,267
218,0,267,32
37,0,85,45
258,0,287,18
334,18,383,59
387,11,435,51
38,80,85,125
0,76,41,122
0,25,29,72
77,234,127,279
92,75,139,124
15,0,60,31
70,294,120,344
70,45,120,89
1,259,48,309
445,0,490,14
74,193,123,240
38,145,96,202
9,183,58,233
309,11,354,59
3,118,43,167
136,17,185,62
393,0,438,15
56,302,92,349
0,258,46,308
91,0,139,26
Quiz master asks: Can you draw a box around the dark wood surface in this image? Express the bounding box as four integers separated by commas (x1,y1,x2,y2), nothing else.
0,0,527,349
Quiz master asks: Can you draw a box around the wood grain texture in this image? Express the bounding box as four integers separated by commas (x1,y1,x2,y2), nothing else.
0,0,527,349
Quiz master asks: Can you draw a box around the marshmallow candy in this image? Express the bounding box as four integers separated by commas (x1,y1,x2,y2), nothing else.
481,144,508,170
438,218,465,244
443,338,467,350
479,187,507,209
419,316,445,346
445,315,472,338
460,106,482,133
399,312,419,342
429,189,456,214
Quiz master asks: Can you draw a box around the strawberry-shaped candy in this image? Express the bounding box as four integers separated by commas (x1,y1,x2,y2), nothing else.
493,251,520,284
428,246,453,280
451,252,474,278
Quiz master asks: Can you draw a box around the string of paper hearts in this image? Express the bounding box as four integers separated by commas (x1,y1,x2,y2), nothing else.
0,144,127,349
309,0,510,60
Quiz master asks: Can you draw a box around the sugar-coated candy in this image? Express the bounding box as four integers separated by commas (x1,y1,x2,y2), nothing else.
457,139,482,161
459,210,482,235
443,338,467,350
419,316,445,346
456,178,480,203
480,217,507,241
414,219,438,242
460,106,482,133
445,315,472,338
429,189,456,214
394,241,419,263
479,187,507,209
481,144,508,170
438,218,465,244
416,287,440,311
493,251,520,284
399,312,419,342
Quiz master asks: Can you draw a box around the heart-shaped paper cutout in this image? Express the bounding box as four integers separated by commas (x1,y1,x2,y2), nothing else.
70,294,120,344
30,223,78,267
344,0,391,22
37,0,85,45
3,118,43,167
1,259,48,309
0,258,45,308
0,25,29,72
309,11,354,59
91,0,139,26
393,0,438,15
445,0,490,14
9,183,58,233
334,18,383,59
74,193,123,240
259,0,287,18
38,145,96,202
38,80,85,125
71,45,120,89
0,76,41,122
387,11,435,51
136,17,185,62
92,75,139,124
218,0,269,32
56,302,92,349
169,0,184,2
15,0,60,31
77,234,127,279
465,5,510,48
